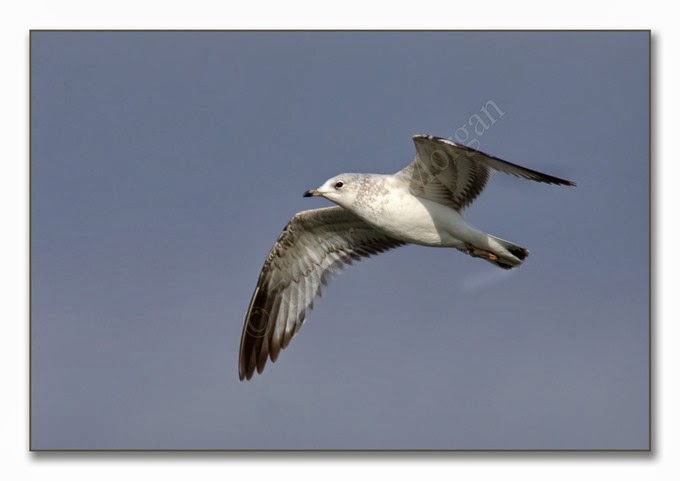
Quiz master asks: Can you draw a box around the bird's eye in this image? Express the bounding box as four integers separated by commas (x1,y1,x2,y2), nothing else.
334,181,344,189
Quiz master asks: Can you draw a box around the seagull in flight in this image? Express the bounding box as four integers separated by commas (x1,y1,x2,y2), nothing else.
239,134,574,380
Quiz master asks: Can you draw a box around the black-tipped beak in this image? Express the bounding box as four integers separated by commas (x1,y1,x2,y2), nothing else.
303,189,319,198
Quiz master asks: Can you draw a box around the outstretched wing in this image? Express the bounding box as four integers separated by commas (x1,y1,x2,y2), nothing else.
239,206,405,381
396,134,575,210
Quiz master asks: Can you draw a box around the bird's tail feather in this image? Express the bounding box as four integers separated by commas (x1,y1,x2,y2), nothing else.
486,235,529,270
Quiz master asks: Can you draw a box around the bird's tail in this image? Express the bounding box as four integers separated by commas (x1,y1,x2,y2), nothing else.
461,235,529,270
485,235,529,270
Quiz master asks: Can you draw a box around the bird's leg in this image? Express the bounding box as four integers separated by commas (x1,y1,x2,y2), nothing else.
464,243,499,261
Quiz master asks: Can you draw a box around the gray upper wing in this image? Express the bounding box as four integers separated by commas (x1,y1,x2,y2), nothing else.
396,134,575,210
239,206,405,381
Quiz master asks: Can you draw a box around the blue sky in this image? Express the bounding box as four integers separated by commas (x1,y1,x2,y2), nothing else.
31,31,649,449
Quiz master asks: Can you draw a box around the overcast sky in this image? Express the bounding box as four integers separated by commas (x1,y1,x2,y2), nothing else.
31,31,648,450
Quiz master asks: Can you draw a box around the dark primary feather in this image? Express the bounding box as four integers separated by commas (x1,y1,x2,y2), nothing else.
238,206,405,381
397,134,575,210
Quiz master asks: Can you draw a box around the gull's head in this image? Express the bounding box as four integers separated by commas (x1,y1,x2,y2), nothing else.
303,173,362,208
